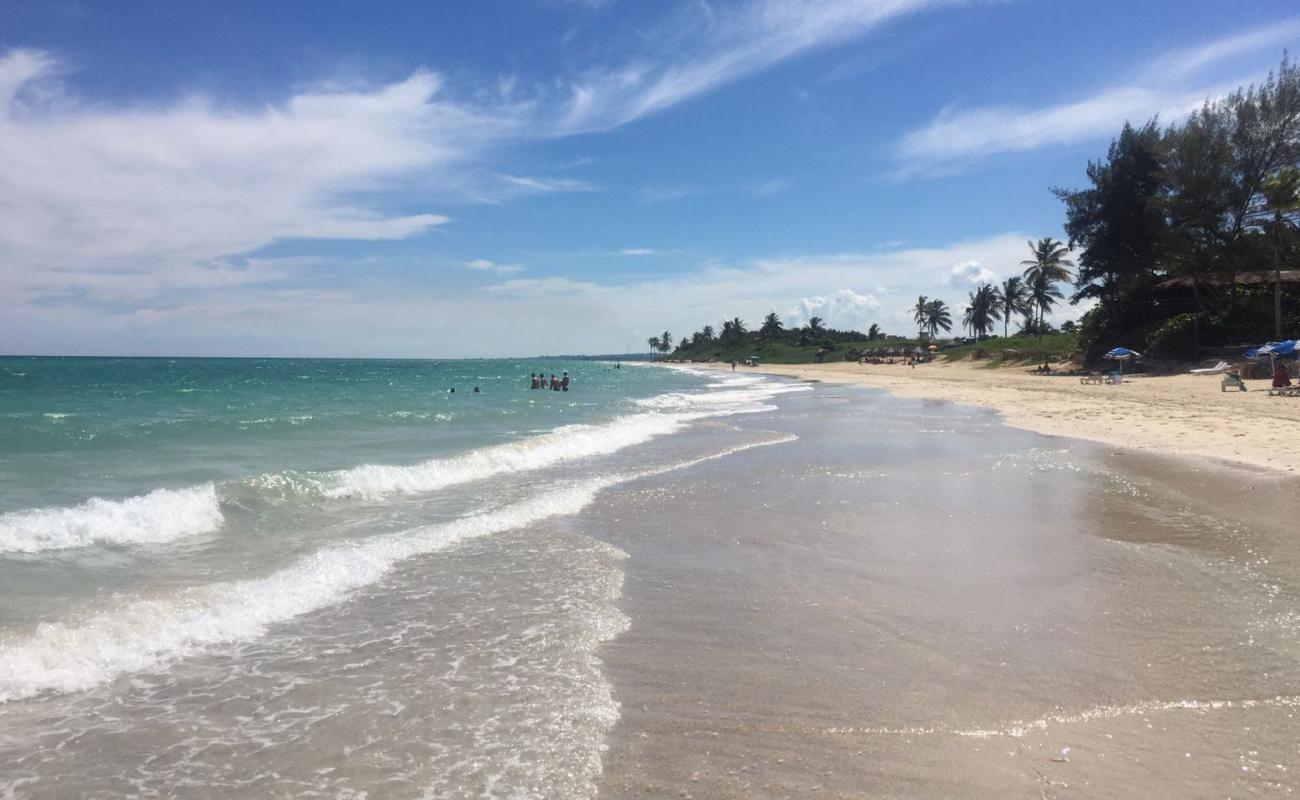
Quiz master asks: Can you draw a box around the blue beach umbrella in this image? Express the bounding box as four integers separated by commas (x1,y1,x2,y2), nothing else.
1103,347,1141,376
1259,340,1298,358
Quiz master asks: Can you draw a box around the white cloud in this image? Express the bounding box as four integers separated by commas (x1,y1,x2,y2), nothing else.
0,49,517,301
943,259,997,288
466,259,524,275
555,0,960,132
498,173,596,193
619,247,656,256
3,233,1038,356
892,19,1300,173
787,288,881,331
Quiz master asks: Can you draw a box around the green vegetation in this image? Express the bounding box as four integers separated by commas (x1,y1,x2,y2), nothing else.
1059,56,1300,362
940,333,1079,366
661,57,1299,367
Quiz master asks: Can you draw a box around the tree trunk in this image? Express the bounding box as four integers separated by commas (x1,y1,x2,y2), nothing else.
1275,218,1284,339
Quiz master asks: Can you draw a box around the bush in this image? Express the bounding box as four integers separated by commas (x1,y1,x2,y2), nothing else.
1144,313,1199,360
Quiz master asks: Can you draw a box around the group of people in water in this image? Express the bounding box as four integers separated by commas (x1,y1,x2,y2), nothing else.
530,370,570,391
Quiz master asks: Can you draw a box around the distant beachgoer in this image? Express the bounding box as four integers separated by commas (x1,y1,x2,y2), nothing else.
616,362,621,369
731,361,736,371
449,387,456,393
473,386,481,394
530,372,540,389
550,374,559,391
561,371,570,391
1274,364,1293,388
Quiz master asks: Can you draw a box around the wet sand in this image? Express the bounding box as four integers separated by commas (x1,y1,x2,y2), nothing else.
584,382,1300,798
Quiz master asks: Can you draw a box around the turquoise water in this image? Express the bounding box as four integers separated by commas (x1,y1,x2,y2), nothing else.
0,355,805,798
0,357,699,513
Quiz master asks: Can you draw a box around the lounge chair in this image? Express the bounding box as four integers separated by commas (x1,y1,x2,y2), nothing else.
1079,374,1106,384
1267,384,1300,397
1189,360,1231,375
1221,373,1247,392
1105,372,1123,385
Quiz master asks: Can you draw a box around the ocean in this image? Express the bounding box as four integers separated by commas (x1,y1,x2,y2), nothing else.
0,357,805,798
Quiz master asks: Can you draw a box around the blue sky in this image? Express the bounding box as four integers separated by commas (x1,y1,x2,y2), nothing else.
3,0,1298,357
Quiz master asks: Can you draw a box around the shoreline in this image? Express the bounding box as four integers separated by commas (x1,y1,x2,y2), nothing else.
690,360,1300,475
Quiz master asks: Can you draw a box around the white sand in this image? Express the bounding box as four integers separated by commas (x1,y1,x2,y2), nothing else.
701,360,1300,474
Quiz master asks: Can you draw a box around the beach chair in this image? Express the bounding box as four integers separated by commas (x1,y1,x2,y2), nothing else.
1189,360,1230,375
1105,372,1123,385
1221,373,1247,392
1267,385,1300,397
1079,375,1105,384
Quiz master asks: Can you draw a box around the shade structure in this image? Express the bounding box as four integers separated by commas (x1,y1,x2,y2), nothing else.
1103,347,1140,377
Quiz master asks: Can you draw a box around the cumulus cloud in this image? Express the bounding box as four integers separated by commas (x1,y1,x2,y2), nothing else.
787,288,881,331
943,259,997,288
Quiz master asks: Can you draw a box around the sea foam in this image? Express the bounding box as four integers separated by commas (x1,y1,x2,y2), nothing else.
0,480,608,702
322,374,800,501
0,434,796,703
0,485,223,555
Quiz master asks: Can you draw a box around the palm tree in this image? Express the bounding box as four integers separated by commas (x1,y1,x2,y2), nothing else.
720,317,747,346
1026,271,1064,342
760,312,784,338
1020,238,1074,331
807,316,825,333
997,276,1028,338
867,323,881,340
700,324,715,342
913,295,930,339
659,331,673,353
924,299,952,338
646,336,660,353
963,284,1002,340
1263,167,1300,338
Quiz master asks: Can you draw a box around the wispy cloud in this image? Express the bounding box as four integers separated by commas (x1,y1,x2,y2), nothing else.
0,50,516,301
619,247,656,256
555,0,960,132
498,173,597,193
466,258,524,275
892,19,1300,174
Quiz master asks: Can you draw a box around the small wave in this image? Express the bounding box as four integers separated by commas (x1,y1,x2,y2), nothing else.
0,485,223,555
42,412,76,420
0,434,796,702
0,480,609,702
325,378,797,501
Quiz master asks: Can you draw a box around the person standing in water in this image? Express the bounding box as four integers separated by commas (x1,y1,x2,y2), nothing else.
560,371,570,392
530,373,540,389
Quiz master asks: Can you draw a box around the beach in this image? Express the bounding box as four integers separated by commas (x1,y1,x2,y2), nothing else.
698,360,1300,475
589,378,1300,798
2,358,1298,798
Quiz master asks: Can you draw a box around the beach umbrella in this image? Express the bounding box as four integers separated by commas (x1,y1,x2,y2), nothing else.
1103,347,1140,377
1260,340,1298,358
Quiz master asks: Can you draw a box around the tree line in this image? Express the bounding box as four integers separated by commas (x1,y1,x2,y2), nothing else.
656,56,1299,364
1059,56,1300,360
